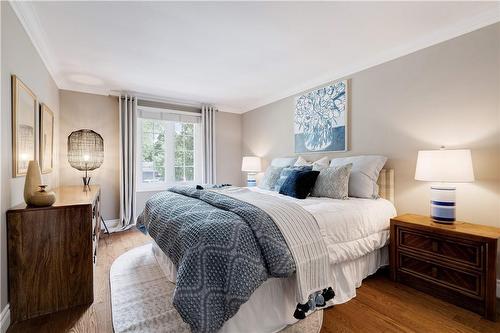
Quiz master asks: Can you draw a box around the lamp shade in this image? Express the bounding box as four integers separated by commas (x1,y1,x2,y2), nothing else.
415,149,474,182
67,129,104,171
241,156,261,172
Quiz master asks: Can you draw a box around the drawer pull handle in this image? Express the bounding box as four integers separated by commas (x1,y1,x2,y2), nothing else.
432,241,438,252
431,266,438,278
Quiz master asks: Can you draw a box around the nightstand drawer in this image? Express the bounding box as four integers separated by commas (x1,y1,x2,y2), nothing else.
398,253,482,298
398,228,483,269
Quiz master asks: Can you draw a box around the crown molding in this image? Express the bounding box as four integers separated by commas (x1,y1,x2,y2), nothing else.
240,6,500,113
9,0,61,88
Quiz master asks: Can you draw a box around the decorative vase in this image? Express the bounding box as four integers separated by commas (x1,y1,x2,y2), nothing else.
24,160,43,204
29,185,56,207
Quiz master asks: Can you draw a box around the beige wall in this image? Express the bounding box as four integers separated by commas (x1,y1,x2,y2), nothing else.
243,23,500,228
216,111,242,186
59,90,120,221
1,2,61,310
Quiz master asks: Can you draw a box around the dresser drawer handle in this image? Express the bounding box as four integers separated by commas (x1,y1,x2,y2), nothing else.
432,240,438,252
431,266,438,278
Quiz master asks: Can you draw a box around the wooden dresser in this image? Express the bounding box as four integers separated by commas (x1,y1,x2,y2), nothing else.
7,186,101,323
390,214,500,321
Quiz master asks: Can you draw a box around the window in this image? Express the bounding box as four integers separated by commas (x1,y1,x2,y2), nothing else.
174,123,195,182
141,119,166,183
137,109,202,190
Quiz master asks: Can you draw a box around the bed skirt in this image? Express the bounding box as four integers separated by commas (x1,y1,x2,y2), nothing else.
152,242,388,333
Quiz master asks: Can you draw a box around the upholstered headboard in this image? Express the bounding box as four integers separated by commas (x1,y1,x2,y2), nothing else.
377,169,394,204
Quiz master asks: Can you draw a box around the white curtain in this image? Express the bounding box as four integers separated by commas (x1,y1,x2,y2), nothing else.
119,95,137,228
202,105,216,184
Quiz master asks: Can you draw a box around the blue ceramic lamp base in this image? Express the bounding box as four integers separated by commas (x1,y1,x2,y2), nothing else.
430,185,456,224
247,173,257,187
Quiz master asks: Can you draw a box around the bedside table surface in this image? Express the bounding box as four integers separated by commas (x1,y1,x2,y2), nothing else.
392,214,500,240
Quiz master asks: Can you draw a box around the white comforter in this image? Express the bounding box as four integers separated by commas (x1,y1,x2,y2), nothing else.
249,187,397,264
153,188,397,333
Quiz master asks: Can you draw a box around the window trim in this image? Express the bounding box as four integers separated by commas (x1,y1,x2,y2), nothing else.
136,108,202,192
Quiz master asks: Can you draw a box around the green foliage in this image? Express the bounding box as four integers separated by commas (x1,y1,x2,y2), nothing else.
173,123,195,181
141,120,196,183
141,120,165,180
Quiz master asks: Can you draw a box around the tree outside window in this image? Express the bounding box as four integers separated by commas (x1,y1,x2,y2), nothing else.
138,117,200,188
174,123,195,182
141,119,166,183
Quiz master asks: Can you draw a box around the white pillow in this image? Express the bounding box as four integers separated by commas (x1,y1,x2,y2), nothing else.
294,156,329,171
329,155,387,199
271,157,297,168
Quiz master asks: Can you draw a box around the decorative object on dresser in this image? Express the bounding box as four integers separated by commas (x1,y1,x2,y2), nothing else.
294,80,348,153
241,156,261,187
415,147,474,223
39,103,55,173
67,129,104,188
390,214,500,321
7,186,101,323
29,185,56,207
11,75,37,177
23,160,43,204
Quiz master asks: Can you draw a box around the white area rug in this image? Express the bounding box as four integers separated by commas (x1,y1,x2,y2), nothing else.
110,244,323,333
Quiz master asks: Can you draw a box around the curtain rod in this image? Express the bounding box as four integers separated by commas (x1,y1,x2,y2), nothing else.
110,90,202,108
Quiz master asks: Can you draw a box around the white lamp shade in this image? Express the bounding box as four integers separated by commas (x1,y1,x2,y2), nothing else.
415,149,474,182
241,156,261,172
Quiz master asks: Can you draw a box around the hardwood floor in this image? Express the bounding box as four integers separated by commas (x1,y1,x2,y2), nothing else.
8,229,500,333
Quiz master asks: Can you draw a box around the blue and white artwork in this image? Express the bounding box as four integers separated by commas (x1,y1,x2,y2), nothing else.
294,80,348,153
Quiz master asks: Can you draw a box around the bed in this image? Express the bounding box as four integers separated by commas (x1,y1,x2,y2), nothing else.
139,167,396,333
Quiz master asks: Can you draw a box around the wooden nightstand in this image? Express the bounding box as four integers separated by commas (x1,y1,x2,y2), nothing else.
390,214,500,321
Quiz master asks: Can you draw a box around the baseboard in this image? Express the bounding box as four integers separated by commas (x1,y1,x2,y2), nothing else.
0,304,10,333
103,219,124,233
497,279,500,298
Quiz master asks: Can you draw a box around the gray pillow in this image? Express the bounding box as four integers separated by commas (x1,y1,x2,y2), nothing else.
258,166,284,190
271,157,297,168
274,165,313,192
311,164,352,199
329,155,387,199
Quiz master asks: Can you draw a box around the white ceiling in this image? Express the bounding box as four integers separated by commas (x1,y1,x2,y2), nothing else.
11,1,500,113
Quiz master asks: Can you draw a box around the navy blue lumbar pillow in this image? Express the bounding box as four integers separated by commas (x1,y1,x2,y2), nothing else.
279,170,320,199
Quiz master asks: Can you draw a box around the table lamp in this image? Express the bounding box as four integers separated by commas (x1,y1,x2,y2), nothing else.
242,156,261,187
415,147,474,223
68,129,104,188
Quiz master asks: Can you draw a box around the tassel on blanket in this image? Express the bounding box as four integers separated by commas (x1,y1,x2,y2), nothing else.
323,287,335,301
293,287,335,320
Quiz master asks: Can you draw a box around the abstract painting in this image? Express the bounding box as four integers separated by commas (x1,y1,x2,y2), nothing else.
40,104,54,173
12,75,37,177
294,80,348,153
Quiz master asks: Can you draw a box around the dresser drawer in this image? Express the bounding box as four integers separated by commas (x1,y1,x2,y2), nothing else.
398,228,483,269
398,253,482,298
